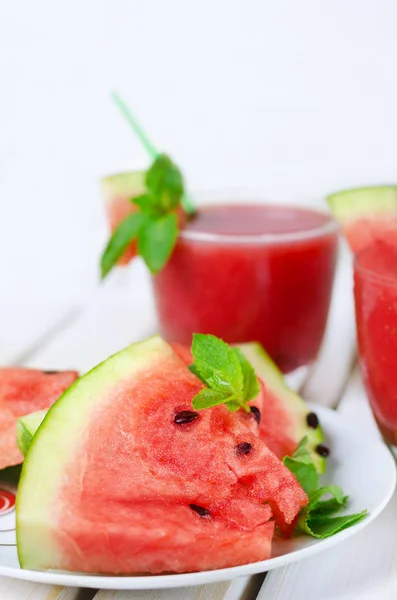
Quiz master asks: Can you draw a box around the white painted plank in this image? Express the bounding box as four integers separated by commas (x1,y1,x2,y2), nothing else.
258,369,395,600
93,575,262,600
0,577,93,600
302,246,356,408
337,368,379,439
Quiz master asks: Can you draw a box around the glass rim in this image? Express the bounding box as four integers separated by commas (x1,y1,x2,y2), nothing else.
179,203,338,245
354,246,397,287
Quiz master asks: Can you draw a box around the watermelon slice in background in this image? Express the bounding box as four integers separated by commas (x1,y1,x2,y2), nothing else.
100,171,145,265
327,186,397,253
17,336,308,574
172,341,326,473
0,369,78,470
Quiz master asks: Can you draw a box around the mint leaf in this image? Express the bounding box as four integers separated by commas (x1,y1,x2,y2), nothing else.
283,438,367,539
138,213,178,274
311,495,349,516
191,334,243,397
308,486,346,511
188,364,202,379
192,388,233,410
283,437,318,494
225,399,244,412
296,509,367,538
233,348,260,401
100,212,144,278
146,154,184,212
131,194,162,217
189,335,259,412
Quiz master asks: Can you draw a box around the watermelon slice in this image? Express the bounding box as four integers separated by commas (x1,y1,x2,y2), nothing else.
327,186,397,253
171,342,326,473
17,336,308,574
0,369,78,470
101,171,145,265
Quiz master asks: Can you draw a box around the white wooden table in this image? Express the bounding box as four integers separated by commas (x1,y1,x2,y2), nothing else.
1,257,395,600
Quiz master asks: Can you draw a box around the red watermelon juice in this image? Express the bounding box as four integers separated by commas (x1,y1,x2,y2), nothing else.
153,204,338,373
354,242,397,444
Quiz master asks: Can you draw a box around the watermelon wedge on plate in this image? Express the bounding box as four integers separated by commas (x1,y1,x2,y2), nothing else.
17,336,308,575
100,171,145,265
327,186,397,253
0,369,78,470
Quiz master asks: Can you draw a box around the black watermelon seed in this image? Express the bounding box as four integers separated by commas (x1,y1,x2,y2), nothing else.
42,370,61,375
316,444,330,457
236,442,253,455
186,210,198,222
250,406,261,425
174,410,199,425
190,504,210,518
306,412,319,429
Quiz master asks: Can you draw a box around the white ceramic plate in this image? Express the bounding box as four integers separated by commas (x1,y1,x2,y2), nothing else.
0,403,395,590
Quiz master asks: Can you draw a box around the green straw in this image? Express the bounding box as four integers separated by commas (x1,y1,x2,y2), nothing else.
111,91,196,214
112,92,158,158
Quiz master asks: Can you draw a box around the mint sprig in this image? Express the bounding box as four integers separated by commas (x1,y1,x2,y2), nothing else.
189,334,260,412
283,438,367,539
101,153,187,277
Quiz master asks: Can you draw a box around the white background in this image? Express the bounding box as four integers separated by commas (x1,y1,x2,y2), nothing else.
1,0,397,315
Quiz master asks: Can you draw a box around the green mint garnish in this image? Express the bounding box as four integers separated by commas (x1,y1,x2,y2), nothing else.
283,438,367,539
101,153,187,278
189,334,260,412
283,437,319,495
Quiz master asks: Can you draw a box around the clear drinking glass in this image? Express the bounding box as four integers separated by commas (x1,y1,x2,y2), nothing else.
354,242,397,446
152,203,338,375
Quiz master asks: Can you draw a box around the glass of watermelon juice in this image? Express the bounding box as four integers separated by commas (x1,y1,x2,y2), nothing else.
152,203,338,374
354,242,397,446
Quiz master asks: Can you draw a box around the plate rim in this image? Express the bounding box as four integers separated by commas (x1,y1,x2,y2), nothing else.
0,403,395,590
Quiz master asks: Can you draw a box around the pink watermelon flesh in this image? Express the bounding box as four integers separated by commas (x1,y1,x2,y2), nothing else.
21,340,307,574
0,369,78,470
343,215,397,254
258,385,298,459
60,501,275,574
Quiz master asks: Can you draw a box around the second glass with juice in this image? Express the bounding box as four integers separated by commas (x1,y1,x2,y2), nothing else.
153,203,338,374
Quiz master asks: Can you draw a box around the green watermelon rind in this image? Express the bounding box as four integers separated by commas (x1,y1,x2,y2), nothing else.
16,335,171,570
327,186,397,221
100,171,146,203
237,342,325,473
16,410,48,457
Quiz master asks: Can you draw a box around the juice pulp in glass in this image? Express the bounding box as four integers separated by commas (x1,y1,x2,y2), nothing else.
153,204,338,373
354,242,397,444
